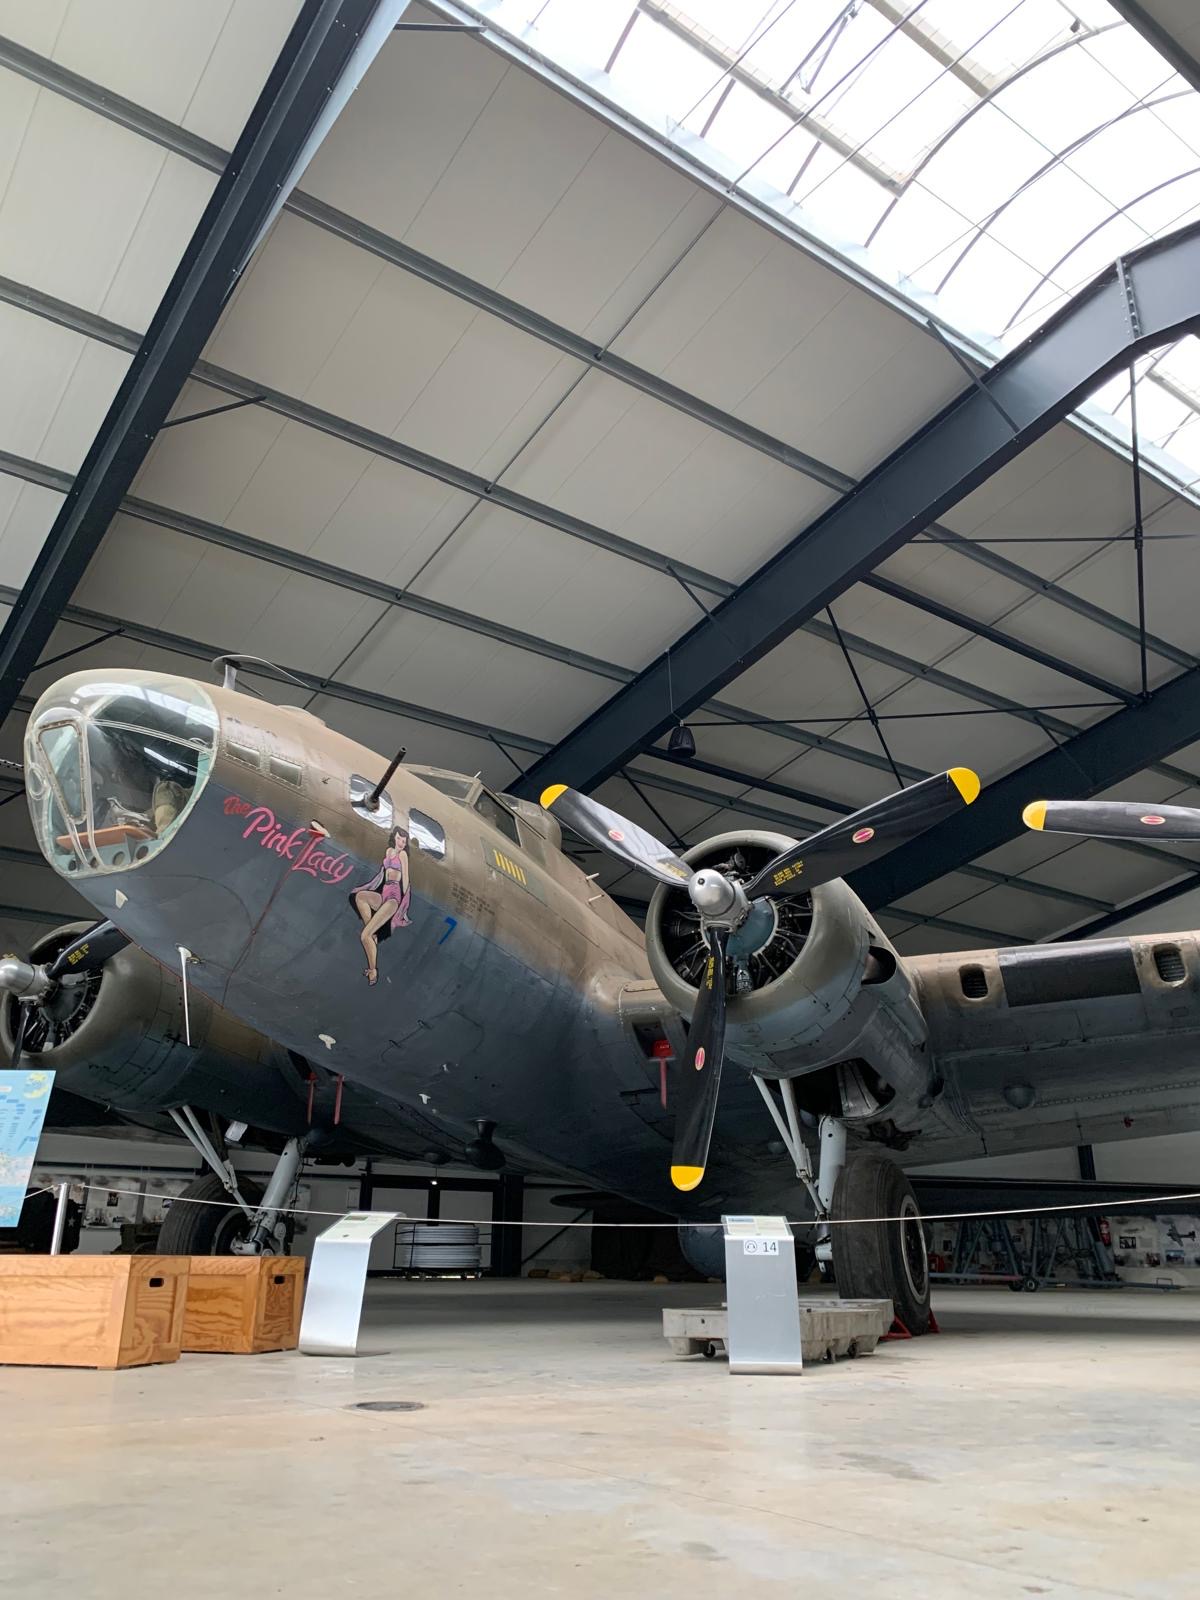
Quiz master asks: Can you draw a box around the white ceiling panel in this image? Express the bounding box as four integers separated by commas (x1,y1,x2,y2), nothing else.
0,1,301,147
206,214,589,479
0,88,176,322
133,385,290,523
825,584,971,664
885,919,994,956
894,884,1036,942
298,276,582,478
1010,839,1198,910
495,138,719,345
342,608,612,744
939,424,1175,583
915,630,1110,714
0,0,71,55
410,502,697,672
636,728,839,809
723,627,909,724
0,304,128,472
75,519,383,679
503,369,830,580
888,871,1001,920
0,480,64,589
610,206,963,473
204,213,388,399
137,394,480,584
754,744,907,814
818,679,1051,782
299,18,509,240
873,538,1043,621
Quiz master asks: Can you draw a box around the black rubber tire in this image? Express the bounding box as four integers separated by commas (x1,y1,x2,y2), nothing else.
156,1172,265,1256
830,1152,931,1335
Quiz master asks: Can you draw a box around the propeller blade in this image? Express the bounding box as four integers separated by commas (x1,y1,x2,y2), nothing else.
671,926,729,1192
744,768,980,901
540,785,692,887
9,1002,29,1070
45,919,130,981
1024,799,1200,842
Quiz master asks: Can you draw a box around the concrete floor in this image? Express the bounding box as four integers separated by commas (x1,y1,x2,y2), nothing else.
3,1281,1199,1598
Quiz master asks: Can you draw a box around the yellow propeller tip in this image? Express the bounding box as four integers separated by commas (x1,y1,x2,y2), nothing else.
539,783,568,811
670,1165,705,1192
949,767,980,804
1023,800,1048,831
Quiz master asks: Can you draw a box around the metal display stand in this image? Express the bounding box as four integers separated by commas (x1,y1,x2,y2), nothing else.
298,1211,401,1356
722,1215,804,1374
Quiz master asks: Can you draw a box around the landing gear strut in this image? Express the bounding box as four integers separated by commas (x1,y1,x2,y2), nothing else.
752,1076,931,1334
160,1106,306,1255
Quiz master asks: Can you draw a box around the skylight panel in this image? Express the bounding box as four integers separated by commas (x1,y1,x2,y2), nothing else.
475,0,1200,477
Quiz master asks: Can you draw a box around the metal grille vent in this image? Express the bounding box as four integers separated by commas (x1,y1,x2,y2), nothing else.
1154,944,1186,984
959,964,988,999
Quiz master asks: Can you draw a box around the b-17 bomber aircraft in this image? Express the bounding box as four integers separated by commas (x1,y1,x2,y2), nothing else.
3,664,1200,1332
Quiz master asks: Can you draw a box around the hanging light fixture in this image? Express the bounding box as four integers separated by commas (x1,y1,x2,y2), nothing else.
663,645,696,759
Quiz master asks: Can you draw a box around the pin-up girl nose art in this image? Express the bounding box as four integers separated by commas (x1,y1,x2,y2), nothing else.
350,824,412,986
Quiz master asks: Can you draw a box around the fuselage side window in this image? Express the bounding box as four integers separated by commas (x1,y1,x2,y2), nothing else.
474,789,521,846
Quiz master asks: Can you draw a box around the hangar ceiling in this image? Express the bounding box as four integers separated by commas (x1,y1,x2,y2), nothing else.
5,0,1200,961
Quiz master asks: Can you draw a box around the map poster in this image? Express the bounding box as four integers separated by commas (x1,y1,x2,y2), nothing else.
0,1070,55,1227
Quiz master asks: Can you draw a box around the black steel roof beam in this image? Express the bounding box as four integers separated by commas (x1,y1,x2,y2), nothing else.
0,0,410,725
513,221,1200,799
849,658,1200,913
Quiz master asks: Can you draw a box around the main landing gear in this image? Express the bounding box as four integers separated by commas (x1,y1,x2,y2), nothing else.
753,1076,931,1335
158,1106,307,1256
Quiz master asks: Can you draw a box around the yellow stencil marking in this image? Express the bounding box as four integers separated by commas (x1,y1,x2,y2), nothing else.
493,849,528,886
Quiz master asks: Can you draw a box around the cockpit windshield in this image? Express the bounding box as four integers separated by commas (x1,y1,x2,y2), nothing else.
25,672,217,877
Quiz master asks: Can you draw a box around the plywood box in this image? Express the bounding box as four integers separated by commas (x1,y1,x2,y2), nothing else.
181,1256,305,1354
0,1254,189,1369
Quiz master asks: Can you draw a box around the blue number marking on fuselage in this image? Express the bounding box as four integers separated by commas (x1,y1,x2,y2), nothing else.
437,916,458,945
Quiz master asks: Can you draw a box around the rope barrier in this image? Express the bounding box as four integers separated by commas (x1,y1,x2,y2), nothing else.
39,1178,1200,1231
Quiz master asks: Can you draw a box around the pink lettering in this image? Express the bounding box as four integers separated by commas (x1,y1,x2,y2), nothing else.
230,803,356,888
242,805,277,841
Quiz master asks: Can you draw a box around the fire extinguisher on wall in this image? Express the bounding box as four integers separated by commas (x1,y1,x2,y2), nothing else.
1097,1217,1112,1246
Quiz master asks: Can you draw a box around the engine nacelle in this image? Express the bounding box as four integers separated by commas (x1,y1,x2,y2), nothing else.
645,832,936,1140
0,922,306,1131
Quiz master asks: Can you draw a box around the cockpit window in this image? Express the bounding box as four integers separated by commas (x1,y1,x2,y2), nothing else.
25,672,217,877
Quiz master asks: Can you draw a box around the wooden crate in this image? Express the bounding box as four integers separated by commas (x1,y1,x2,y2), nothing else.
0,1254,190,1369
181,1256,305,1354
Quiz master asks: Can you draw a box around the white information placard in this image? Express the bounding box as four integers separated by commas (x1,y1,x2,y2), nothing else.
298,1211,401,1356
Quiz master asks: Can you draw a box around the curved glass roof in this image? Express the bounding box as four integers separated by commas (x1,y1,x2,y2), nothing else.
476,0,1200,485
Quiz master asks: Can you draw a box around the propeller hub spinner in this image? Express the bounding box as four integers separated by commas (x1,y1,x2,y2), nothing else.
0,956,51,1001
689,869,741,922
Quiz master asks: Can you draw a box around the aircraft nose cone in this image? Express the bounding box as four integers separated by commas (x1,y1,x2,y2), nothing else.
25,668,219,878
